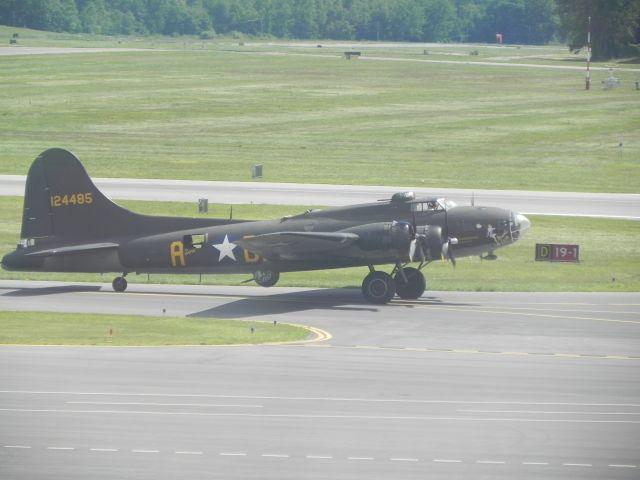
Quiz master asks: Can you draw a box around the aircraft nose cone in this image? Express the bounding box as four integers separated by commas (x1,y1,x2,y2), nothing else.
515,213,531,236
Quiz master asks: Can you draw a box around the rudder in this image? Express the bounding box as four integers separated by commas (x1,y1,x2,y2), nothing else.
21,148,137,241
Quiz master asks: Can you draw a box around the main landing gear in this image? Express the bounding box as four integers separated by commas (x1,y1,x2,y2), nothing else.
361,265,427,304
253,269,280,287
393,266,427,300
112,274,128,292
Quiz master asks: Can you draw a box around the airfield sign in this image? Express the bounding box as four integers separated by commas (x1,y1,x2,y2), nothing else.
536,244,580,262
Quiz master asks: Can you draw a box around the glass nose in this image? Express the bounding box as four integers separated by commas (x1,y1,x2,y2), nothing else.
515,213,531,235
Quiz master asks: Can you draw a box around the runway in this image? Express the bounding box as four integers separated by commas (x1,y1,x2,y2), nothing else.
1,281,639,479
0,47,156,56
2,174,639,219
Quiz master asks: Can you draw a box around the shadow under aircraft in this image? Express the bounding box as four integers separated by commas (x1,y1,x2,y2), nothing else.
2,149,530,304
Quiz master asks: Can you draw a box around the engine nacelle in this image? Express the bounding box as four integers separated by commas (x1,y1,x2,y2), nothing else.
344,221,413,254
413,225,444,262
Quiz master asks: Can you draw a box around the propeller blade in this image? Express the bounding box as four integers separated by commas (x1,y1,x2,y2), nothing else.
410,236,426,262
442,237,457,267
449,247,457,267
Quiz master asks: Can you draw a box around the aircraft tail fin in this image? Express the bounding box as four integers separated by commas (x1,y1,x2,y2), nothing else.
21,148,141,241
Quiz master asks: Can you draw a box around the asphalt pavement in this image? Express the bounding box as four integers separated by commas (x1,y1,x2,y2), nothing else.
2,175,639,219
1,281,639,479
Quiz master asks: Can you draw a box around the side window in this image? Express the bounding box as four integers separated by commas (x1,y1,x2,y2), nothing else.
183,234,206,249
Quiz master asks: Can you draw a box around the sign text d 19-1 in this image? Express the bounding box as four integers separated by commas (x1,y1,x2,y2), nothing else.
536,244,580,263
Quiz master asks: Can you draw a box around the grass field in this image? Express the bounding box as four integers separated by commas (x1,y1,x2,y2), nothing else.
1,196,638,292
0,311,311,345
1,26,639,193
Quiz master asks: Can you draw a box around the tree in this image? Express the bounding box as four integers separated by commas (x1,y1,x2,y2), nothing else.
387,0,425,41
0,0,567,46
1,0,80,32
419,0,458,41
556,0,640,60
464,0,557,44
290,0,319,38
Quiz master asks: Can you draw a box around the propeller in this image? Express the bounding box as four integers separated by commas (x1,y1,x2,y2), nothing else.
442,201,457,267
409,208,423,262
442,237,457,267
409,235,423,262
409,200,457,266
409,211,436,263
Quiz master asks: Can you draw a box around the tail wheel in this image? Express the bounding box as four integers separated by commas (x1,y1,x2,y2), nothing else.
112,276,128,292
394,267,426,299
254,269,280,287
362,271,396,304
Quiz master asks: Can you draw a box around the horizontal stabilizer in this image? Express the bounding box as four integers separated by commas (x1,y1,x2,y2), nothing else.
235,231,358,261
25,242,119,258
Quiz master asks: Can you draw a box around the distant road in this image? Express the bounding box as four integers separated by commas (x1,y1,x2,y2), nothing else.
4,45,639,73
0,47,155,56
1,175,638,219
252,49,640,73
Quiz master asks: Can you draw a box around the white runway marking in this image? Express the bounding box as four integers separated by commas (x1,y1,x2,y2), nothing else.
4,390,640,408
67,401,264,408
4,444,633,468
3,407,640,423
458,409,640,415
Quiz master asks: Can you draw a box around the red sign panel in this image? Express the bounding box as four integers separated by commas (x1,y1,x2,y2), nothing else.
536,244,580,262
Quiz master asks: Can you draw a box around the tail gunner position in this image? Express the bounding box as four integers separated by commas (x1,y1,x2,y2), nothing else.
2,149,530,304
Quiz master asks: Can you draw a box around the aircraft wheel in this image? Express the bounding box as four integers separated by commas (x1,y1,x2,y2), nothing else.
254,269,280,287
361,271,396,304
394,267,426,299
112,276,128,292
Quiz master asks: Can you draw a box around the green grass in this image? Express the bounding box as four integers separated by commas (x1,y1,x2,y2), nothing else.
1,26,639,192
1,196,638,291
0,310,311,346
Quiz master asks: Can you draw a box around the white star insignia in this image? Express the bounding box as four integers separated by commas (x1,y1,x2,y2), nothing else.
212,234,237,262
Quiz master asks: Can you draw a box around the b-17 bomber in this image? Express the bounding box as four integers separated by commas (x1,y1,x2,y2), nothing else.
2,149,530,303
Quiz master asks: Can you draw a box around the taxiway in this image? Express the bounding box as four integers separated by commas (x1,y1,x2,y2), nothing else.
1,281,639,479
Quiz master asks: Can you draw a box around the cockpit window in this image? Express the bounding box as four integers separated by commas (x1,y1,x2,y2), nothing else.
412,201,440,213
411,198,455,212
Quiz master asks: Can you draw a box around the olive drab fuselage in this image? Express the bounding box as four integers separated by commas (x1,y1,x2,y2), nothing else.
2,149,530,303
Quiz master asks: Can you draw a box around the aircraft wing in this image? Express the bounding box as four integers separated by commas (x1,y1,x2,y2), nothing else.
25,242,119,257
235,231,358,261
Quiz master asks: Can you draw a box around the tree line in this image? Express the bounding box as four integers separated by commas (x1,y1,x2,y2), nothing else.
1,0,638,59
